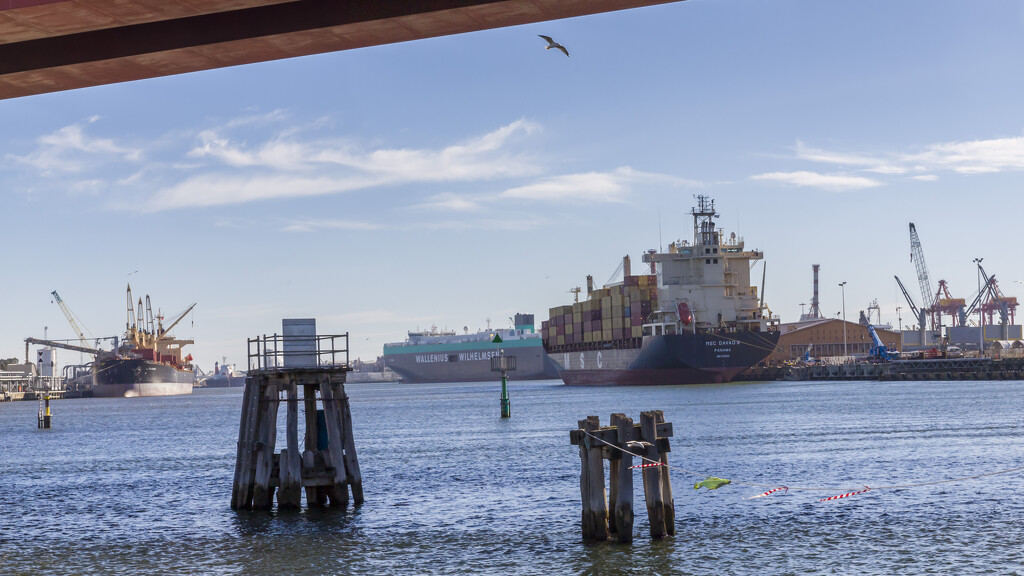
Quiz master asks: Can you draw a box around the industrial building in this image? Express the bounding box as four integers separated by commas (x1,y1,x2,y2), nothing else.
768,318,901,365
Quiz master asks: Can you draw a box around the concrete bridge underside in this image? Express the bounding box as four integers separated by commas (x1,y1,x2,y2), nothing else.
0,0,681,100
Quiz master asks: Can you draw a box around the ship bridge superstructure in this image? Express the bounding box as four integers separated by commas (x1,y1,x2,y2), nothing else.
642,195,773,335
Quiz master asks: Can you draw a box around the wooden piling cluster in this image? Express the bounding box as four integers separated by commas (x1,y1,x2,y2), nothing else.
569,411,675,543
232,369,362,510
232,331,362,510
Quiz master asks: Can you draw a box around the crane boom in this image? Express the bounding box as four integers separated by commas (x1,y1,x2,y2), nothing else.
894,275,920,319
604,258,625,287
859,311,898,361
908,223,933,319
24,337,99,364
51,291,91,348
158,302,197,339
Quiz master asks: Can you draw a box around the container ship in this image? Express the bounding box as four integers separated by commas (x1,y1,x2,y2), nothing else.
543,195,780,386
382,314,561,383
91,285,197,398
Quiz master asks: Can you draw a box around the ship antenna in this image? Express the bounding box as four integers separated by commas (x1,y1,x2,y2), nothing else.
658,208,663,252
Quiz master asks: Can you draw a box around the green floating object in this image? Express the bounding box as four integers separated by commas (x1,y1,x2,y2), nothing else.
694,476,731,490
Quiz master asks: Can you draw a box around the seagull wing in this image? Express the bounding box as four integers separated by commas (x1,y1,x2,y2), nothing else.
538,34,554,45
555,44,569,57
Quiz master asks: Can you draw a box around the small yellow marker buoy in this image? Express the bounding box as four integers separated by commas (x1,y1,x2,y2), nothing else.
38,395,52,429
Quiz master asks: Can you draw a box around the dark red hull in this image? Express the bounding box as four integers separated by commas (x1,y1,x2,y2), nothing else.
560,366,745,386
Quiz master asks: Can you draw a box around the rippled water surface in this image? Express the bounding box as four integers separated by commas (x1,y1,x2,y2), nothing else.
3,379,1024,575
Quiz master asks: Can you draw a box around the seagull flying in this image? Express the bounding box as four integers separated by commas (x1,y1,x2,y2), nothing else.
538,35,569,57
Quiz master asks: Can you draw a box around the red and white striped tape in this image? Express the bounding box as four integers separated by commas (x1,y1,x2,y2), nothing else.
629,462,663,470
744,486,789,500
819,486,870,502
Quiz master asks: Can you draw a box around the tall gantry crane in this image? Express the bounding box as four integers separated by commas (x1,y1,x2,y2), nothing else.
51,290,94,348
933,279,967,328
908,223,934,328
974,262,1018,328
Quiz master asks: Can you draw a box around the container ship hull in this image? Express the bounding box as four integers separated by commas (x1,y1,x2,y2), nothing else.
551,331,780,386
92,357,194,398
384,340,560,384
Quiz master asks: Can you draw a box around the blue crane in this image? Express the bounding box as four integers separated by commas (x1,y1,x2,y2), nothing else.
860,311,899,362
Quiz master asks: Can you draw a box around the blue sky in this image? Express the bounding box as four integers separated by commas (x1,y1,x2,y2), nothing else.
3,0,1024,371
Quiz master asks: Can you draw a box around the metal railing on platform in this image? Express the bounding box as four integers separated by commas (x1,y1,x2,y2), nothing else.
247,333,350,373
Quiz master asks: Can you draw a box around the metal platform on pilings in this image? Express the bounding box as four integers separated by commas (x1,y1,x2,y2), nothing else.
232,327,363,510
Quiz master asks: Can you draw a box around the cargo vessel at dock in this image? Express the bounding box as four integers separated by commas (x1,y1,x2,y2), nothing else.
91,285,196,398
382,314,561,383
543,195,780,386
199,360,244,388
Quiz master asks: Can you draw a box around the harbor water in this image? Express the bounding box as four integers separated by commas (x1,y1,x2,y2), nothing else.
2,379,1024,575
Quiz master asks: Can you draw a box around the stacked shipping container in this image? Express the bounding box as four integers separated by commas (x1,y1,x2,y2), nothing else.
542,275,659,353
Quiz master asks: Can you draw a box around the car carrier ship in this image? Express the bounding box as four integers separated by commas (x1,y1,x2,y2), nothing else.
543,195,780,386
382,314,561,383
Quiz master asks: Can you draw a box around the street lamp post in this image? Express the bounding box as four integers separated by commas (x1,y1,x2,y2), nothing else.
897,306,903,351
839,282,848,358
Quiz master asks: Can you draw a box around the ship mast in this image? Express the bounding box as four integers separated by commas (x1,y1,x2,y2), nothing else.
692,195,719,247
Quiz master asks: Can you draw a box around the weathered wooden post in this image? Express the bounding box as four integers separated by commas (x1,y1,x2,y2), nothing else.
231,374,261,509
606,413,625,536
640,411,666,538
612,414,634,542
576,419,593,540
251,377,281,509
654,410,675,535
584,415,608,541
320,374,349,507
302,382,327,507
340,388,364,504
277,376,302,508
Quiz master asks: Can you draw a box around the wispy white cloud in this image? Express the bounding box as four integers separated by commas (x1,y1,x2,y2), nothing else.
224,108,290,129
502,171,626,202
413,216,545,232
149,119,544,210
308,119,541,181
903,137,1024,173
794,140,882,168
500,166,697,203
279,218,381,233
910,174,939,182
790,135,1024,180
12,113,701,219
142,173,382,211
68,179,104,196
751,171,883,191
412,192,485,212
8,116,142,175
